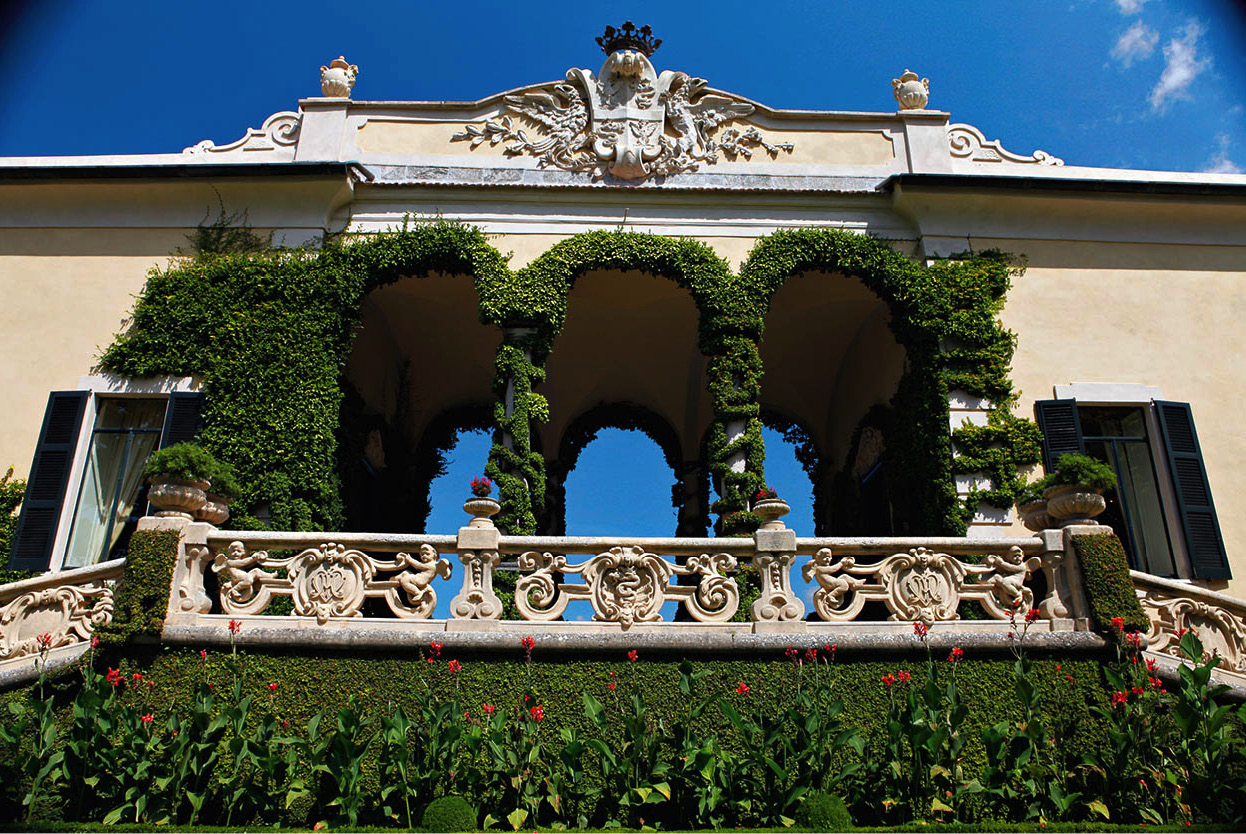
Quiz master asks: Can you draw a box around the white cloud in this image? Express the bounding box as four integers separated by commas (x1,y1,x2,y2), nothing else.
1115,0,1148,13
1112,20,1159,66
1203,134,1244,174
1149,21,1211,110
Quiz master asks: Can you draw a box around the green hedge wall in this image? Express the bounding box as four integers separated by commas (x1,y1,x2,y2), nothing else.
1072,533,1149,633
97,530,180,645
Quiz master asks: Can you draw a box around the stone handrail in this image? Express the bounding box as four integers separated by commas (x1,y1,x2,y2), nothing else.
1133,569,1246,682
0,558,122,680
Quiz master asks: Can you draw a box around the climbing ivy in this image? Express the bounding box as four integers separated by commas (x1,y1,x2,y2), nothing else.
98,222,1035,538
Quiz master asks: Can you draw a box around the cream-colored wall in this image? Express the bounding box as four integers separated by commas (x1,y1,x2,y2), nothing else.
998,239,1246,597
0,229,185,478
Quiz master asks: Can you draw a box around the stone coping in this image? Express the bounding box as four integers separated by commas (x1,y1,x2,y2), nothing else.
0,558,124,602
163,617,1103,657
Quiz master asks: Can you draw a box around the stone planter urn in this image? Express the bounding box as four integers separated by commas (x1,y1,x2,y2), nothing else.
320,56,358,98
195,493,232,526
892,69,930,110
1018,498,1054,532
753,497,791,530
463,496,501,528
1044,483,1106,526
148,476,209,520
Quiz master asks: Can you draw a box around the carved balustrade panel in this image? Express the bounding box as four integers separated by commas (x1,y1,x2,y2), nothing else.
801,545,1043,625
210,540,451,624
1134,573,1246,678
0,561,121,661
514,545,739,627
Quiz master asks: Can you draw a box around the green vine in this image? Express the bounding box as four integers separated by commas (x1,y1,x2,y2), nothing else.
97,222,1036,539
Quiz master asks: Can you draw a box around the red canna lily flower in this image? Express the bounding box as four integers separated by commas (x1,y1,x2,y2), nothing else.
735,681,750,695
913,621,929,638
107,668,123,687
882,673,896,687
141,713,154,724
483,703,495,715
529,705,545,722
521,635,535,652
1025,608,1040,623
269,682,278,692
627,650,638,663
228,619,242,634
448,659,462,673
1110,616,1125,632
947,646,964,663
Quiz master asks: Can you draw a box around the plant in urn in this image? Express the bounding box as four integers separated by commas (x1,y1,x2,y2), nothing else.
464,476,501,528
752,486,790,530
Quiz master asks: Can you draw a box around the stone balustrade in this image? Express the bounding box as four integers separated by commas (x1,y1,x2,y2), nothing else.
148,502,1077,652
0,558,122,686
1134,569,1246,683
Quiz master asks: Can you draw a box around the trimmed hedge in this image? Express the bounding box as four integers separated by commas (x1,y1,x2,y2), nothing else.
1071,532,1149,633
96,530,180,645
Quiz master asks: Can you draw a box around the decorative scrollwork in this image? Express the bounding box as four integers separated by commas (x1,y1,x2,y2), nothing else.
947,123,1063,166
514,545,737,627
0,584,114,660
451,550,503,620
183,111,301,155
803,545,1043,625
1139,590,1246,675
209,540,451,623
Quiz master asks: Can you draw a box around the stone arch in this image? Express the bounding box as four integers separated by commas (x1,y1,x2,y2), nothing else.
741,229,952,534
515,231,738,534
545,402,693,536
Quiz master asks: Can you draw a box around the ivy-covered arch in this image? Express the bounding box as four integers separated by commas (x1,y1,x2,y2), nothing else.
740,229,1040,534
99,222,1037,539
101,223,511,532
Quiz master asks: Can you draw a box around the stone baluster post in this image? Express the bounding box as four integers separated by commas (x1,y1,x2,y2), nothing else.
751,498,805,623
451,495,504,619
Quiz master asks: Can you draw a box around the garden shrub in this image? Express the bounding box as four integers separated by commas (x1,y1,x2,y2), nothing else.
421,795,477,831
0,466,27,567
1048,453,1118,491
796,790,853,830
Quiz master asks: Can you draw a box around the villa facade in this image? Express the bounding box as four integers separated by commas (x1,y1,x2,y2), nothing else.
3,29,1245,605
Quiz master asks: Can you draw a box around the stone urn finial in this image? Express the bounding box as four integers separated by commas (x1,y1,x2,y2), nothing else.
892,69,930,110
320,56,358,98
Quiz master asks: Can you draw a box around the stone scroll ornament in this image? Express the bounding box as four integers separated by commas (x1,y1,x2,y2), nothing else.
452,22,792,180
515,545,738,627
1139,590,1246,676
802,545,1042,625
0,584,114,660
212,541,451,624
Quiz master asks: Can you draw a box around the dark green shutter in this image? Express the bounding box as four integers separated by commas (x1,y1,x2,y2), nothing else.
1154,401,1229,580
1035,399,1083,472
159,392,205,448
9,391,89,570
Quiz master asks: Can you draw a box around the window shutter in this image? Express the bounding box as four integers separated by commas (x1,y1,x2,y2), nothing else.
9,391,89,570
1035,399,1083,472
1154,401,1229,580
159,392,205,448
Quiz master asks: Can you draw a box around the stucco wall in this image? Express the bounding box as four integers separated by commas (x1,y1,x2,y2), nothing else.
999,240,1246,598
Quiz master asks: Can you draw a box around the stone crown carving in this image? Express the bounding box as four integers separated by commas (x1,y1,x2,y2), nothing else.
183,111,301,155
452,40,792,181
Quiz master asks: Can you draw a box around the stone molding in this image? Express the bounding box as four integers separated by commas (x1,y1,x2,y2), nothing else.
947,123,1063,166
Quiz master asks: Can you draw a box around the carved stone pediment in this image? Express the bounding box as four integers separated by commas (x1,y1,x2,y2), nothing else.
452,24,792,181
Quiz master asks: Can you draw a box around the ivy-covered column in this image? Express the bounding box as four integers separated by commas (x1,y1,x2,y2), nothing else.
706,334,767,536
486,327,548,535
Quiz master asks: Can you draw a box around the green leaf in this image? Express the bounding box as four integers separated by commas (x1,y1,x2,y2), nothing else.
507,808,529,830
1087,799,1110,820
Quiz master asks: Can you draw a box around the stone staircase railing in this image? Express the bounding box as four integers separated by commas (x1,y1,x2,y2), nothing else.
0,558,122,686
1134,569,1246,684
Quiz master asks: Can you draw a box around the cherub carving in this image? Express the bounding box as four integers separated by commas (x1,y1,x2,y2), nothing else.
212,542,274,607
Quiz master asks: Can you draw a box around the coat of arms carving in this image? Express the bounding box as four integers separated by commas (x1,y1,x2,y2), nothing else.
453,22,792,180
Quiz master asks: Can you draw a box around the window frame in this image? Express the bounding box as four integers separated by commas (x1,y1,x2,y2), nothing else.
47,375,197,572
1050,382,1195,580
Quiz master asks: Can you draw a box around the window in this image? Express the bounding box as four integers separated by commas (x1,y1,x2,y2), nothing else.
1036,391,1229,581
62,399,166,569
9,380,202,572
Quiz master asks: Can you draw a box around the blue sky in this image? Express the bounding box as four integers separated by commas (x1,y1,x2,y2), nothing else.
3,1,1243,552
